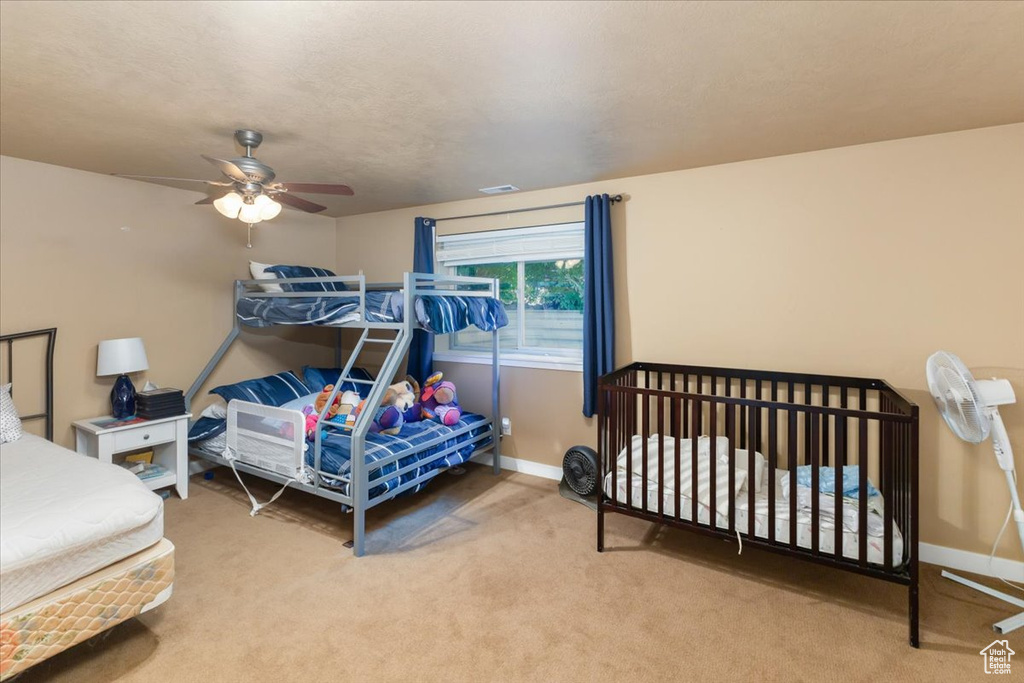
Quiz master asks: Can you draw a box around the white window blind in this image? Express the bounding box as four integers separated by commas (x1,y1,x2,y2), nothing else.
436,222,584,266
433,221,585,372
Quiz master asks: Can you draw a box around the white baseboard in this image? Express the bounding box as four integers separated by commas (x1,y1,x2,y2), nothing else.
473,454,1024,581
471,452,563,481
920,542,1024,580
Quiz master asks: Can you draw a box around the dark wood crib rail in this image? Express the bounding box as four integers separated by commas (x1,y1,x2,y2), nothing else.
596,362,919,647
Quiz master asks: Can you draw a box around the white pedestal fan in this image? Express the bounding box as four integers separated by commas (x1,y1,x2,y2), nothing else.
927,351,1024,634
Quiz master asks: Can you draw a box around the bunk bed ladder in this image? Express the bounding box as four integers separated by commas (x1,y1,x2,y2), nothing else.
313,328,401,438
313,325,411,557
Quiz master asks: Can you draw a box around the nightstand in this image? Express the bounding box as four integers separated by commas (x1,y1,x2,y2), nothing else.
73,414,191,499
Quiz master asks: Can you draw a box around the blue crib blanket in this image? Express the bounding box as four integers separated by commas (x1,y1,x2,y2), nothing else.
794,465,880,498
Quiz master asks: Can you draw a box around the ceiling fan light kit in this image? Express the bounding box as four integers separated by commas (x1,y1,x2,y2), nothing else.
115,129,354,247
214,192,282,223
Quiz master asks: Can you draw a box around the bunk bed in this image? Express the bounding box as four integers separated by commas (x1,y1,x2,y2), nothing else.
185,271,504,556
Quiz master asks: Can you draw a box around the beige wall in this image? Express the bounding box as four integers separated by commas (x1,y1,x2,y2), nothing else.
0,155,338,445
337,124,1024,560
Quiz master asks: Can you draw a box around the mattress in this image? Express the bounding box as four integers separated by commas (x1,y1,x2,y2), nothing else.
236,290,508,334
0,434,164,613
193,412,492,501
1,538,174,680
603,442,904,568
315,412,493,498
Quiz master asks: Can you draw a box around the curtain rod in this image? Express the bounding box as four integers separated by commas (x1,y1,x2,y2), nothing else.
433,194,623,223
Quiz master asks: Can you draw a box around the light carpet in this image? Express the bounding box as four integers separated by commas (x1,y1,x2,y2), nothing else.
17,463,1019,682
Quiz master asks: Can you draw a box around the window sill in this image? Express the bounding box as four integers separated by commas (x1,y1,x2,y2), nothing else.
433,352,582,373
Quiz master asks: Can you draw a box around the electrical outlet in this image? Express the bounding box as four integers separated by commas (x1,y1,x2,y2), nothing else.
501,417,512,436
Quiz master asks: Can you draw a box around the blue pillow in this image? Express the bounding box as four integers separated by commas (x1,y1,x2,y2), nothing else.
265,265,348,292
188,415,225,442
302,366,375,397
210,370,311,407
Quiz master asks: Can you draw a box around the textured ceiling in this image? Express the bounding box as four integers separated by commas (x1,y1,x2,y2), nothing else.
1,1,1022,217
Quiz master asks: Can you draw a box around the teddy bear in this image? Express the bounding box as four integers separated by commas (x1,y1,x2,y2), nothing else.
419,372,462,426
314,384,342,419
349,379,419,436
389,376,422,425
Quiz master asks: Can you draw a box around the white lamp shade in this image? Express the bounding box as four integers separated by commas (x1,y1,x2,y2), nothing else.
238,202,264,224
254,194,282,220
213,192,244,219
97,338,149,376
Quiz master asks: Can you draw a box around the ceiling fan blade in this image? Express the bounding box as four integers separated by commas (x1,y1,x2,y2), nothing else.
113,173,225,185
279,182,354,196
201,155,249,183
275,192,328,213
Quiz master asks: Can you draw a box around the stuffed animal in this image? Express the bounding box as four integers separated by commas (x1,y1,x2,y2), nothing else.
315,386,360,421
302,405,321,440
348,378,423,436
336,390,360,423
352,399,404,435
420,372,462,426
314,385,342,419
388,376,422,425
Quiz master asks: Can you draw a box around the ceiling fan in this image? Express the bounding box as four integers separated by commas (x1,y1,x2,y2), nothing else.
115,129,353,246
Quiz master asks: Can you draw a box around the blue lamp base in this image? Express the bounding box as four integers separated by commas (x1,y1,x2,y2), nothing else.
110,373,137,418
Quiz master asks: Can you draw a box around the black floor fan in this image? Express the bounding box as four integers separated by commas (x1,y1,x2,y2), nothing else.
559,445,599,510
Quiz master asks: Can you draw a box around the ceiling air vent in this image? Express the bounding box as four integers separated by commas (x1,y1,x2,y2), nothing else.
479,184,520,195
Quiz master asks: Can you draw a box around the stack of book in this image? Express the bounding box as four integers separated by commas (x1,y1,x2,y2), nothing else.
119,460,169,481
136,388,186,419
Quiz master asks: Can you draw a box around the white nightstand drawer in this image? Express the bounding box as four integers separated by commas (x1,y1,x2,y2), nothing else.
114,422,175,452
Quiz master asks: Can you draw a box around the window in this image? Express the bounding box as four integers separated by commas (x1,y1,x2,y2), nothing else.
434,222,584,371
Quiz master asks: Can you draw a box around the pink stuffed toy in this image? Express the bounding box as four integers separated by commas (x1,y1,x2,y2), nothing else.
420,372,462,426
302,405,320,440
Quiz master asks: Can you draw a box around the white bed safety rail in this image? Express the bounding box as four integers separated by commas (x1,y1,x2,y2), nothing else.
226,400,307,482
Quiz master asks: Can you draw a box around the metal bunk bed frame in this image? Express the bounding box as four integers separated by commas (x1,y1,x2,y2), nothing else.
184,271,502,556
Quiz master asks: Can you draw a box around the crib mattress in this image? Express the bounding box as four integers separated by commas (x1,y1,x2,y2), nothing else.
603,465,904,568
0,434,165,613
0,538,174,680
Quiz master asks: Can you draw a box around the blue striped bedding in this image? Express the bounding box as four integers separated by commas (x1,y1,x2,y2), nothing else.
312,412,492,500
236,291,508,334
189,410,491,502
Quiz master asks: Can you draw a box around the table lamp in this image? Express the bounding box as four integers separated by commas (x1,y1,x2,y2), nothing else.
97,337,149,418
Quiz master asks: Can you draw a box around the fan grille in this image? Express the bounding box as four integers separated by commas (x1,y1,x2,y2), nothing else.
926,351,989,444
563,446,598,497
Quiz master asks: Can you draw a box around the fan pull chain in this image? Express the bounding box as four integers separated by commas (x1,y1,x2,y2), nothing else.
246,223,253,249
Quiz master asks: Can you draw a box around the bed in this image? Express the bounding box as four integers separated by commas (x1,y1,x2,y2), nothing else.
186,270,505,556
597,363,919,647
192,407,492,501
0,328,174,679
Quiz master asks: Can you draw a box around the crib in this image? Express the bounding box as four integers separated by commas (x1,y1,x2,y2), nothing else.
596,362,920,647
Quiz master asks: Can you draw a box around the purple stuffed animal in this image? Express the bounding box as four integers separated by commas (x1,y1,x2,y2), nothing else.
420,372,462,426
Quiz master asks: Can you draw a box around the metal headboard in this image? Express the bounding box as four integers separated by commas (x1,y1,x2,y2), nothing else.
0,328,56,440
